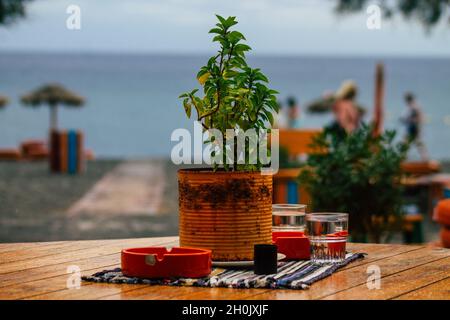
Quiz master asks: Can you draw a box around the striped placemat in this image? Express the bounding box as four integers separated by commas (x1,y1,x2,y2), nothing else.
82,252,365,290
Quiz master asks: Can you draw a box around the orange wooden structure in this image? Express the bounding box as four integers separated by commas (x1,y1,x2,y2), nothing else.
273,129,323,206
20,140,49,160
278,129,323,158
401,162,448,217
401,161,441,176
0,148,21,161
49,130,85,173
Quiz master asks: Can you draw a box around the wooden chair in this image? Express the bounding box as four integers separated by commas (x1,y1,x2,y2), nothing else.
402,214,424,244
401,161,449,218
273,129,323,207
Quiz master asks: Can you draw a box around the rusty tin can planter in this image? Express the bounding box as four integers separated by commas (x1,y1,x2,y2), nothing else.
178,168,273,261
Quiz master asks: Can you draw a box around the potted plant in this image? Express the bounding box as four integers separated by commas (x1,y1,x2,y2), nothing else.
298,125,409,243
178,15,278,261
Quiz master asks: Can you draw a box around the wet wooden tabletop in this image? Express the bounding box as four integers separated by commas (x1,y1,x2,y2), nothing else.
0,237,449,300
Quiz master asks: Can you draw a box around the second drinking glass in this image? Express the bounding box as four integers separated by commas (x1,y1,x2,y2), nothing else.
305,212,349,264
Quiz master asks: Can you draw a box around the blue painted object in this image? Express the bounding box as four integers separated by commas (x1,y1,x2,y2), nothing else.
287,181,298,204
444,187,450,199
68,130,77,174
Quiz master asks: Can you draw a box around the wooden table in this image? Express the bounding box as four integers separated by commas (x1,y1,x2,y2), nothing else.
0,237,449,300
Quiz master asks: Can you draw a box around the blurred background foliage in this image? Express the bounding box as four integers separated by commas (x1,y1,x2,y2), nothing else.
1,0,450,29
298,125,409,243
0,0,29,25
336,0,450,29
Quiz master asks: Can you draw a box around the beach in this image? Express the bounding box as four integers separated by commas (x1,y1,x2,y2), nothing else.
0,159,446,243
0,159,179,242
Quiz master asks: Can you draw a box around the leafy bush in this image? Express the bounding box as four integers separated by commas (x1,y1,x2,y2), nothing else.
179,15,278,171
299,125,409,242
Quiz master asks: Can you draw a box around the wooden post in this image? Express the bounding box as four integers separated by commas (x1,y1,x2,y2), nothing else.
49,103,58,130
373,63,384,137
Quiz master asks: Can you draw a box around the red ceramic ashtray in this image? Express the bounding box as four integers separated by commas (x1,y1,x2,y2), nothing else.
121,247,211,278
272,231,310,260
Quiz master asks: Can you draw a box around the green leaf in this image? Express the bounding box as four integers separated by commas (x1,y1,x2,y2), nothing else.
234,43,251,52
208,27,222,34
228,31,245,43
212,35,223,43
224,16,238,28
216,14,227,26
265,109,274,125
183,98,191,118
254,72,269,83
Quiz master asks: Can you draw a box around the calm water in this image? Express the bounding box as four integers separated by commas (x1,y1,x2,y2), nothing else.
1,52,449,159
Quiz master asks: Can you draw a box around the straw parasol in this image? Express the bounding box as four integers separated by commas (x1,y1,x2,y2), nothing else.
306,94,367,116
21,84,85,130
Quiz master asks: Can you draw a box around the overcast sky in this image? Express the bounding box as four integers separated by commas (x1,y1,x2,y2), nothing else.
0,0,449,57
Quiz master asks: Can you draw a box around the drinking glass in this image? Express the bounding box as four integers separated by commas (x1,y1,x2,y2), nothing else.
305,212,349,264
272,204,307,232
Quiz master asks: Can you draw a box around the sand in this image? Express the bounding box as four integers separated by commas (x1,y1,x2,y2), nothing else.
0,159,179,242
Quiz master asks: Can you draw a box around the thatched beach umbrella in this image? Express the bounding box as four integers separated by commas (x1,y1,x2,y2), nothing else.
306,95,335,114
21,84,84,130
0,95,9,108
306,95,367,116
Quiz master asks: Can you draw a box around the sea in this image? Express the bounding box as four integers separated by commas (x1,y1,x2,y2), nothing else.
0,52,449,160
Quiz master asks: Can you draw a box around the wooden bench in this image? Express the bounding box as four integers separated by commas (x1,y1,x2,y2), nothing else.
0,148,21,161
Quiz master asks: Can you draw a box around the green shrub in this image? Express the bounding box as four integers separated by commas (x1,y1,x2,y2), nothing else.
299,125,409,242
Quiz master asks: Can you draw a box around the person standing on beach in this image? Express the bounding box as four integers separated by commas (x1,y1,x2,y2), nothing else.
401,92,429,160
326,80,360,139
273,100,288,129
286,96,300,128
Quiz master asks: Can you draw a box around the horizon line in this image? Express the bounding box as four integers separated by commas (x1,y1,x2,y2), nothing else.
1,49,450,60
